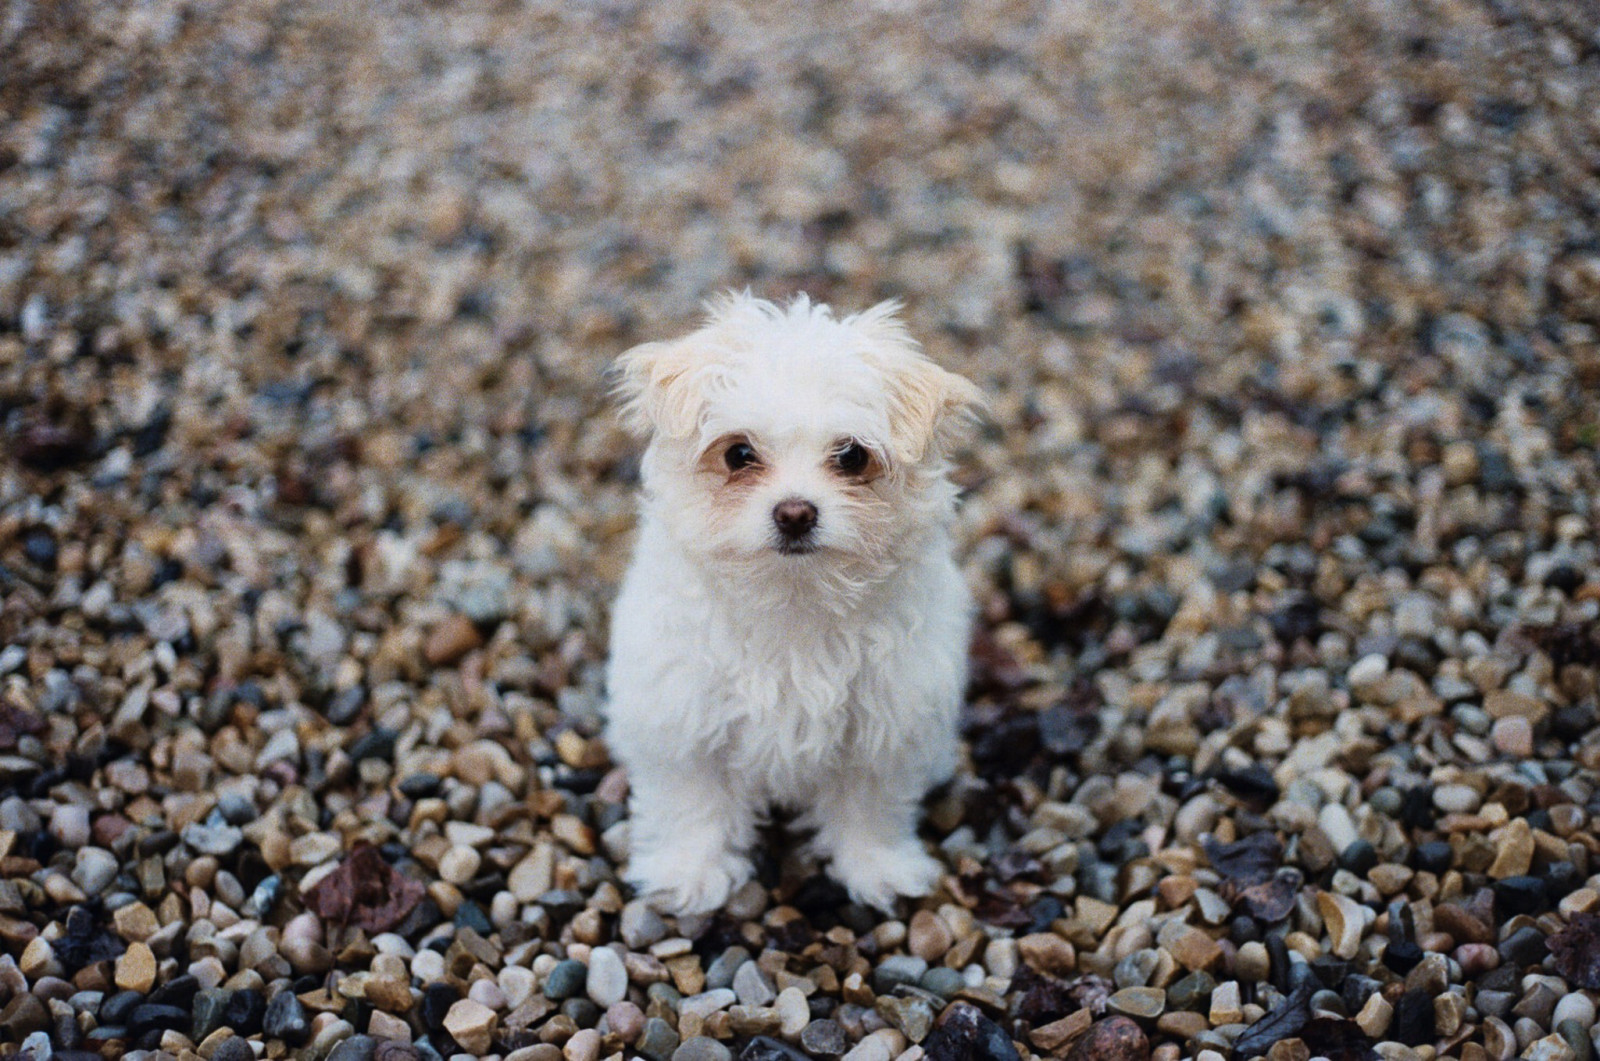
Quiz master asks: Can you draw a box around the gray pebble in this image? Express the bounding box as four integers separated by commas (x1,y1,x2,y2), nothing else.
732,959,776,1007
637,1017,680,1061
544,959,587,1001
704,947,750,991
671,1037,733,1061
619,901,668,950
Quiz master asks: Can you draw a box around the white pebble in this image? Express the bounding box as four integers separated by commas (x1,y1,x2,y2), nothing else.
586,946,628,1007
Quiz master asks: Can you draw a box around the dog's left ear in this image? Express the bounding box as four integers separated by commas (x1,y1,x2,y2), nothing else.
611,336,715,439
852,302,987,466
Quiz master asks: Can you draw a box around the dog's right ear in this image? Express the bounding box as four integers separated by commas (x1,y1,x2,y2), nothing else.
611,337,713,439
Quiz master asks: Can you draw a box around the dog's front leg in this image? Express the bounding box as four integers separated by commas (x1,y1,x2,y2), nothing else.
623,763,757,915
804,767,944,913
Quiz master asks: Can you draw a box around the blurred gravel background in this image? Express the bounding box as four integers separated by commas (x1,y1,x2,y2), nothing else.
2,2,1600,1061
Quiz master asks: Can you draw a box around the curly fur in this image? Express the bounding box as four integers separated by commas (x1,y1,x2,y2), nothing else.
604,291,984,913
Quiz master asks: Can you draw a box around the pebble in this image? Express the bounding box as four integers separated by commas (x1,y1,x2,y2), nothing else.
908,911,953,962
586,947,628,1008
775,987,809,1037
115,942,157,993
637,1017,681,1061
733,959,777,1007
672,1038,733,1061
442,999,497,1054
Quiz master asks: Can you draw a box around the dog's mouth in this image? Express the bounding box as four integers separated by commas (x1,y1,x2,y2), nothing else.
775,539,819,556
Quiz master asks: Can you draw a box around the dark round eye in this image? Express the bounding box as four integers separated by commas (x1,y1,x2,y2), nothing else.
834,442,870,474
724,442,757,471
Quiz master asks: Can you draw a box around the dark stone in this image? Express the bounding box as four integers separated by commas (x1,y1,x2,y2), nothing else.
1498,925,1549,968
923,1001,1022,1061
224,988,266,1035
1383,940,1423,975
100,989,144,1025
1338,840,1378,876
264,989,310,1044
348,728,398,762
393,896,444,939
1339,975,1380,1014
420,982,460,1029
398,773,440,799
328,1034,379,1061
1310,957,1348,990
1547,861,1582,899
1399,787,1435,830
1266,933,1293,992
1025,895,1065,935
454,899,492,934
1494,876,1549,916
1213,764,1280,805
1411,841,1453,874
537,889,587,921
1229,916,1262,945
149,973,200,1009
1167,971,1215,1011
1545,563,1585,594
374,1043,425,1061
127,1003,191,1036
22,528,58,569
561,998,600,1027
212,1038,258,1061
327,685,367,725
797,1020,847,1057
1392,990,1435,1046
192,987,233,1042
542,959,587,1002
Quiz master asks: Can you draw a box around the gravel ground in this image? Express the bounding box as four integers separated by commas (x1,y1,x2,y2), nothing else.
3,1,1600,1060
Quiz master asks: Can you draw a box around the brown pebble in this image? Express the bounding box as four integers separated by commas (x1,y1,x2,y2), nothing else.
425,614,482,666
115,940,157,993
1066,1016,1151,1061
908,910,954,962
1018,932,1077,975
1032,1008,1093,1052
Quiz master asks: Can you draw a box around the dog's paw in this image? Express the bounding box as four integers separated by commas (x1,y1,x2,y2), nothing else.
829,843,943,913
627,849,753,916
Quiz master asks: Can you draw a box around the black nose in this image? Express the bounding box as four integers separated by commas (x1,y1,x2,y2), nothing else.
772,498,818,539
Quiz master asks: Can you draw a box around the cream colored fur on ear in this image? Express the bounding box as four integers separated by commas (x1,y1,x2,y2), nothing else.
849,301,987,465
612,337,719,439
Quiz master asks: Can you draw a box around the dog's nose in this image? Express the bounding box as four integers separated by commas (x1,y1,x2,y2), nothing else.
772,498,818,539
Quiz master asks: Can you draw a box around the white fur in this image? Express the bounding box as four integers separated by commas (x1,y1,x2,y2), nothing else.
604,292,984,914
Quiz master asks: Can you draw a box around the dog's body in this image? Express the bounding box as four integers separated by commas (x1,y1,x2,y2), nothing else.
604,293,982,914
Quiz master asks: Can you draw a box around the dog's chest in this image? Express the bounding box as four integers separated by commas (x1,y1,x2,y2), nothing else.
708,618,891,784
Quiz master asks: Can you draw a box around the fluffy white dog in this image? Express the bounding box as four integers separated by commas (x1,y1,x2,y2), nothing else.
604,292,983,914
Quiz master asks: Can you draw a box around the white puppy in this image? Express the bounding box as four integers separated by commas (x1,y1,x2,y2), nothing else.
604,292,984,915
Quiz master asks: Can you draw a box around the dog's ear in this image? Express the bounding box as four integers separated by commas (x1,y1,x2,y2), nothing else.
852,301,987,465
611,336,715,439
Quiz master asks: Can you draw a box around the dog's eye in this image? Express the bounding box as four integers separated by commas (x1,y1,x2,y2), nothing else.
724,442,758,471
833,441,870,475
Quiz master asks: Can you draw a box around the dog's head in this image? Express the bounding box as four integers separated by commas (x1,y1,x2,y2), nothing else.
614,292,983,580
